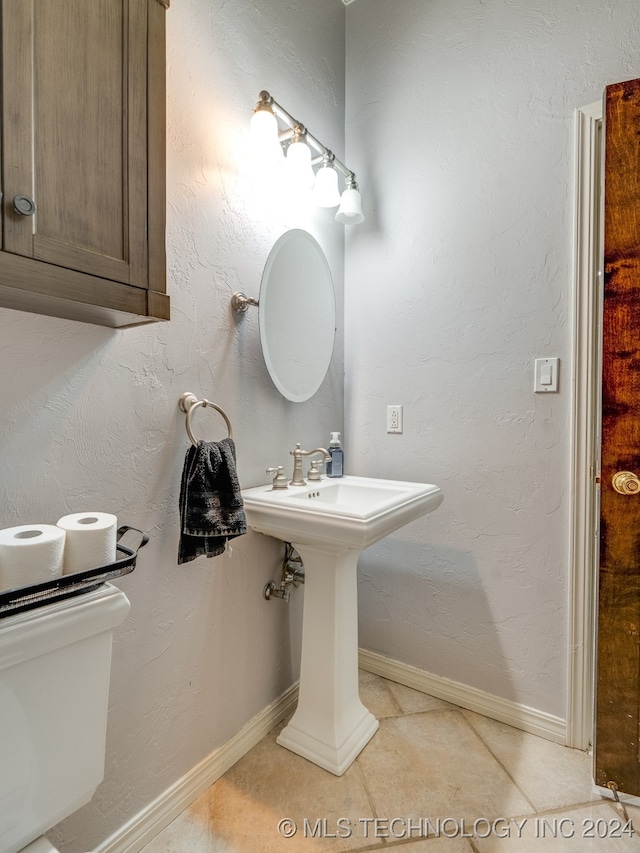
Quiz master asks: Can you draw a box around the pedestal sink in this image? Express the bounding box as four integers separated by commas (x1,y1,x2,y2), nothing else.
241,475,443,775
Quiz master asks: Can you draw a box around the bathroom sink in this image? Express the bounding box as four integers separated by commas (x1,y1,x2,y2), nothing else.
241,475,443,551
241,473,443,777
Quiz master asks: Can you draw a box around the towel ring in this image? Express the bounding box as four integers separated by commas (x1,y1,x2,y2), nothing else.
178,392,233,446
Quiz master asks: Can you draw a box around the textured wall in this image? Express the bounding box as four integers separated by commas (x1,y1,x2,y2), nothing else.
0,2,345,850
345,0,640,719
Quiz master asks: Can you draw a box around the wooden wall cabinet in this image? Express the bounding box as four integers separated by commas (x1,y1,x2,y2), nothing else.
0,0,169,328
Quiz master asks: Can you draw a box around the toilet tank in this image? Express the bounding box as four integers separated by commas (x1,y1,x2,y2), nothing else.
0,583,130,853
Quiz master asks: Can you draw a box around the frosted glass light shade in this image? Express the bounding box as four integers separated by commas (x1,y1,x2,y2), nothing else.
250,109,282,162
335,188,364,224
313,164,341,208
286,140,315,188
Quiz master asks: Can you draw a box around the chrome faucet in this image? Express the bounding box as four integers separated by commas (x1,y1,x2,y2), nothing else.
289,443,331,486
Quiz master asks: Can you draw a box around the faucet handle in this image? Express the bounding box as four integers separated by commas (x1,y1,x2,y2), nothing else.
307,459,324,481
266,466,289,490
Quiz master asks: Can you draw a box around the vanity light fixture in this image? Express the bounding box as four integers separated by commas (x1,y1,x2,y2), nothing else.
250,90,365,225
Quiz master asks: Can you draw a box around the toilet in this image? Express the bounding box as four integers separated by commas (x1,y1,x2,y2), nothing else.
0,583,130,853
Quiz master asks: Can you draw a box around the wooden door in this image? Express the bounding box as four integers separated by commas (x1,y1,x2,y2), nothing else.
595,77,640,795
1,0,148,287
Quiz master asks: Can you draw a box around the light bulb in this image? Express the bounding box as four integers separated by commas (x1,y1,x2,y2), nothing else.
286,139,315,188
313,162,341,208
335,187,364,224
249,108,283,163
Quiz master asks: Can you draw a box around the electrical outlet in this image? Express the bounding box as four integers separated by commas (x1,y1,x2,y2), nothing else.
387,405,403,434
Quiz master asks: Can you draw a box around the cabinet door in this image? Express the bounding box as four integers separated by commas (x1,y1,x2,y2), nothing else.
2,0,148,287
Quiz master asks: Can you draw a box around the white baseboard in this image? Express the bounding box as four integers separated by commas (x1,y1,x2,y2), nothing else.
95,682,299,853
96,652,567,852
358,648,567,745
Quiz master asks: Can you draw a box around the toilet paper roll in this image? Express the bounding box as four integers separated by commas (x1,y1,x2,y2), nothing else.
57,512,117,574
0,524,66,591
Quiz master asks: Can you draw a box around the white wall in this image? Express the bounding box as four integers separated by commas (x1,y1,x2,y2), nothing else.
0,2,345,851
345,0,640,719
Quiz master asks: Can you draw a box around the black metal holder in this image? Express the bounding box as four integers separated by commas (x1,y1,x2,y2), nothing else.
0,525,148,618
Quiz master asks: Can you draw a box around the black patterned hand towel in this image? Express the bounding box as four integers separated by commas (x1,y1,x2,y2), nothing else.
178,438,247,564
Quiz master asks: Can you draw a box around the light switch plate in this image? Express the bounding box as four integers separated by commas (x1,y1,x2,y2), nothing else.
534,357,559,393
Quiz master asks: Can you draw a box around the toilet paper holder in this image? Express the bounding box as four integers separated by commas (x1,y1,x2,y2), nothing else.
0,525,149,618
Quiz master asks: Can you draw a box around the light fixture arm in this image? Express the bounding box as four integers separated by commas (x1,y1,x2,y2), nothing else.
258,90,357,184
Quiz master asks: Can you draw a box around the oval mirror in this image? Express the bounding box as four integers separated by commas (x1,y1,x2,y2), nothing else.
258,229,336,402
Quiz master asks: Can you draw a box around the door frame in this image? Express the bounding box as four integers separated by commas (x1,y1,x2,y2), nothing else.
567,100,602,750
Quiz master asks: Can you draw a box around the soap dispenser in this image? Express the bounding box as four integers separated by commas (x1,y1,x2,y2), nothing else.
326,432,344,478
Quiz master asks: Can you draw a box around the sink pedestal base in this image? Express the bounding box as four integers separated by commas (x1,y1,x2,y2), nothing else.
277,545,378,776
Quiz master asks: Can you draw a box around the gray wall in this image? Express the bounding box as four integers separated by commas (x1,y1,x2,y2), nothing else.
345,0,639,718
0,2,345,851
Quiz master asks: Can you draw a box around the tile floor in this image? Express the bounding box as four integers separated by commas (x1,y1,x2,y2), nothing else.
142,671,640,852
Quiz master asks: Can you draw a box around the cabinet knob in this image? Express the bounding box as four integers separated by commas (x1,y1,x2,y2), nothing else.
13,195,36,216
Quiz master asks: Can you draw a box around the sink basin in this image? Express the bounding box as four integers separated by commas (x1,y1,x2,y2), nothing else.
242,474,443,776
242,475,443,551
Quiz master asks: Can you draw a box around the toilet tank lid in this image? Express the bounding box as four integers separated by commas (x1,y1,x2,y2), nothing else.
0,583,130,671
